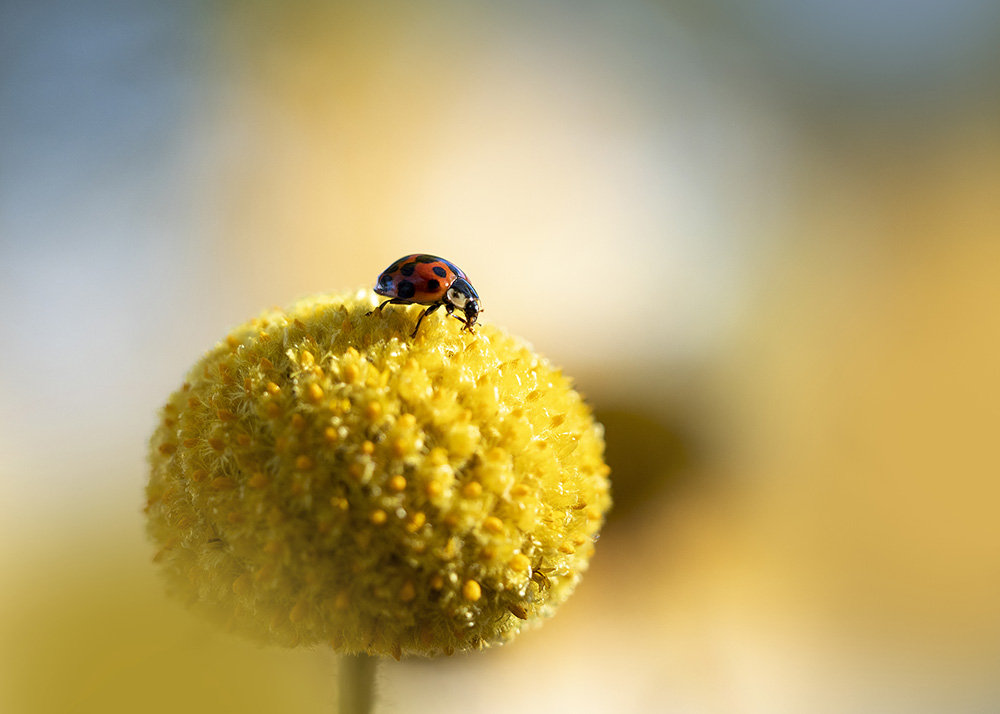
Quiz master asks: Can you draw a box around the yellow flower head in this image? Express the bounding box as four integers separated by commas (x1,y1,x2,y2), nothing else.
146,291,611,657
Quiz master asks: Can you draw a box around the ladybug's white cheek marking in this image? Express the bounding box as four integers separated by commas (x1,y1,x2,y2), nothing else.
447,288,468,309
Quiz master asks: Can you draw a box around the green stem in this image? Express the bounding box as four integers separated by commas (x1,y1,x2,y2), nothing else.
339,653,378,714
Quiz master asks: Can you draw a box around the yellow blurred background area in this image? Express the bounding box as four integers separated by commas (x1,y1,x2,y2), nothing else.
3,1,1000,712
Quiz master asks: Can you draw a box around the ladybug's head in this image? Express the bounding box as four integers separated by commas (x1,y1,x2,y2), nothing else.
446,278,481,331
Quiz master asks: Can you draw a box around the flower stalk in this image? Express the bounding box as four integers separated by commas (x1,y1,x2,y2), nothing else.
340,653,377,714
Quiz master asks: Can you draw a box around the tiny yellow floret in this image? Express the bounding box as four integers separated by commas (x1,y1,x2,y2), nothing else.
146,291,610,657
461,482,483,498
463,579,482,602
509,553,531,572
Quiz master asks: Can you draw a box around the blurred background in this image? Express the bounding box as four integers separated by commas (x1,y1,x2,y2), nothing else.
3,0,1000,712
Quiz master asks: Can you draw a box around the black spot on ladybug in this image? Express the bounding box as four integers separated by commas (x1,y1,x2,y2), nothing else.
425,279,440,292
397,280,416,299
401,262,416,277
432,266,447,278
415,255,437,263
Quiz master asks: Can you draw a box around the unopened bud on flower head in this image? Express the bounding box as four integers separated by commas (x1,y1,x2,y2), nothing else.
146,291,611,657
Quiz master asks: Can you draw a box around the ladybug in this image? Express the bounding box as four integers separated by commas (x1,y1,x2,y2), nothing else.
368,254,481,337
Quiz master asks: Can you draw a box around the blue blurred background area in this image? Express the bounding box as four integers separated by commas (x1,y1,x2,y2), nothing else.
3,1,1000,712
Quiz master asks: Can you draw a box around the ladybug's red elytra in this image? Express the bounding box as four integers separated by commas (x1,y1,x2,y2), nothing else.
368,254,481,337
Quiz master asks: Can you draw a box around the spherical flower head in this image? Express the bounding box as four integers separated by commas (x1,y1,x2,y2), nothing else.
146,291,611,657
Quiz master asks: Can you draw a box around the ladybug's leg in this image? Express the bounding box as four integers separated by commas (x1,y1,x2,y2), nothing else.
367,298,409,317
410,303,442,337
444,304,468,328
447,312,474,332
